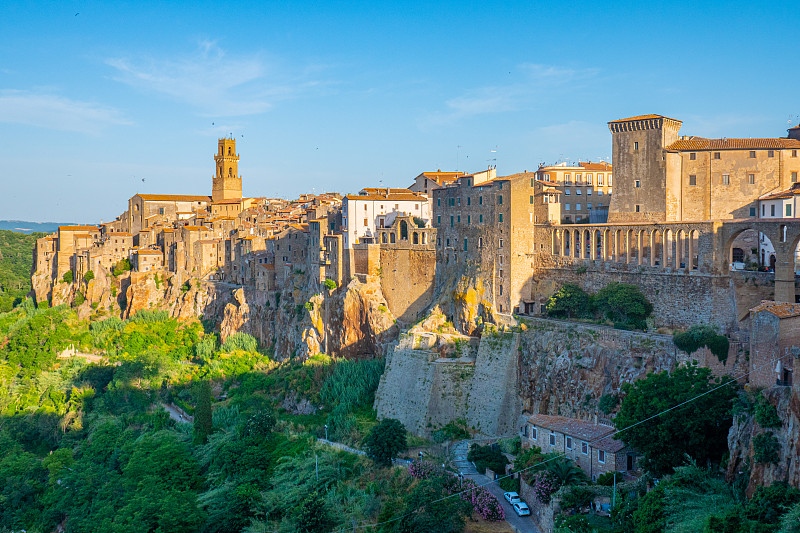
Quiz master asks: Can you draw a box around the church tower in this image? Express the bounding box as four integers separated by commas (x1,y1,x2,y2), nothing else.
212,138,242,202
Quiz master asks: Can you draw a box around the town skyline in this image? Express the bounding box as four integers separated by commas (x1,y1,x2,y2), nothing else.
2,1,799,222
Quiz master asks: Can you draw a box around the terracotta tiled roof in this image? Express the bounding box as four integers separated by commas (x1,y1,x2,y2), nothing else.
789,124,800,131
345,193,427,202
759,184,800,201
137,194,211,202
751,300,800,318
579,162,613,171
608,114,681,123
182,225,210,231
667,137,800,151
59,225,99,232
136,249,162,255
528,414,626,452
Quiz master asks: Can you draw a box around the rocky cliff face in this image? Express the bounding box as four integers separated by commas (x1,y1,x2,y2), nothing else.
727,385,800,495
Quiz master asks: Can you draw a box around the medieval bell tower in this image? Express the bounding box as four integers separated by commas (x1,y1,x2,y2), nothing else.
212,138,242,202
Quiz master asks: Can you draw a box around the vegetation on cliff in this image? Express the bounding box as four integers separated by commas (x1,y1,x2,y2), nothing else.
0,229,44,312
545,282,652,330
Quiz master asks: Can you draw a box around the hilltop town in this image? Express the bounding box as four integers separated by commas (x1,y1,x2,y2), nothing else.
26,114,800,529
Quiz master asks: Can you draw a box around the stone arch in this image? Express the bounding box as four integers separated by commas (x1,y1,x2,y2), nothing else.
422,232,427,245
381,232,387,244
390,232,396,244
400,220,408,240
665,229,674,268
412,232,419,244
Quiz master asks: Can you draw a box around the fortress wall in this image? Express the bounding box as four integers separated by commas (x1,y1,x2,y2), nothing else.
379,245,436,325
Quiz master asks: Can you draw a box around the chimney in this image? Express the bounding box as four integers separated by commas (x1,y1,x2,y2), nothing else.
788,125,800,141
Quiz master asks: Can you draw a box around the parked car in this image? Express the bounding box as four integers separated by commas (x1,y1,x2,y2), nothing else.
513,502,531,516
504,491,521,504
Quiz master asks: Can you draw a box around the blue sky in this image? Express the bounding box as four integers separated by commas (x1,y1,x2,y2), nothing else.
2,0,799,222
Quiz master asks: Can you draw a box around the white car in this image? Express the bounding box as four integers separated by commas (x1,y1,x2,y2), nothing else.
504,491,521,504
513,502,531,516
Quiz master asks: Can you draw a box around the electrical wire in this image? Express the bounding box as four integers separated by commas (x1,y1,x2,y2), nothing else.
330,349,793,532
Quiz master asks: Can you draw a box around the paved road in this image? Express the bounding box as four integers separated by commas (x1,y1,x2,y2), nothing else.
162,403,193,424
452,440,541,533
316,438,412,466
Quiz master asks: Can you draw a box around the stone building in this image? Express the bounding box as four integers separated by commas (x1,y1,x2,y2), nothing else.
127,194,211,235
521,414,636,481
408,170,466,195
536,162,612,223
749,301,800,388
607,115,800,223
341,188,429,249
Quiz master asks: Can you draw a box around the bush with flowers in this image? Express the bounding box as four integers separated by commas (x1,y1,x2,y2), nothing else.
458,479,506,521
409,459,440,480
532,470,561,504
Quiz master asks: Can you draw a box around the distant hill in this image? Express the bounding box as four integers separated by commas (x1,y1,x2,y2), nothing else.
0,220,80,234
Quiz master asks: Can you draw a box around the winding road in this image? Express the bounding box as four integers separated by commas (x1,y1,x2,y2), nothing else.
452,440,541,533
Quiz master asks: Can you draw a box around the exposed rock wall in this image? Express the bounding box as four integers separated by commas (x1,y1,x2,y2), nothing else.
374,324,519,437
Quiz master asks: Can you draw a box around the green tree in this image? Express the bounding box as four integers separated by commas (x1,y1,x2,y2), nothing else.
673,324,730,363
546,283,592,318
193,380,213,445
394,476,471,533
614,363,737,476
297,491,334,533
467,443,509,475
592,282,652,329
545,457,588,486
83,270,95,283
62,270,73,283
364,418,407,466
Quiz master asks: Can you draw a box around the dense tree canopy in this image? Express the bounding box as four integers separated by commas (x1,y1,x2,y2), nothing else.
615,363,738,476
364,418,407,466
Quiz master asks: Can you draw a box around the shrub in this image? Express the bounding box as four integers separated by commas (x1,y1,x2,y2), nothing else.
73,292,85,306
593,282,652,329
753,432,780,464
220,332,259,353
409,459,440,480
432,419,470,443
560,485,595,512
546,283,592,319
531,470,561,504
62,270,73,283
467,443,509,475
322,278,337,291
112,258,132,276
596,471,624,486
364,418,407,466
83,270,94,283
755,394,782,428
598,393,620,414
673,324,730,363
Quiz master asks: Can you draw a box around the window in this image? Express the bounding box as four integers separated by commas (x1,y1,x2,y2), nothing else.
749,173,755,184
722,174,730,185
690,152,696,160
750,207,756,217
479,196,483,205
565,173,571,183
634,141,639,150
598,174,604,185
586,173,593,185
498,195,503,205
582,442,588,454
565,203,571,210
793,150,798,157
714,152,721,159
771,204,776,216
363,218,368,226
549,433,556,446
566,436,573,449
467,215,471,224
499,182,503,189
792,172,798,183
437,198,441,207
587,203,592,209
565,189,571,195
587,189,592,195
689,175,697,186
598,450,606,464
635,180,641,188
530,195,534,204
446,238,450,246
762,204,766,216
450,216,454,228
498,214,503,223
531,426,537,440
449,198,455,207
478,237,483,248
598,190,604,196
437,215,441,224
499,255,503,265
768,150,775,158
576,203,582,210
635,204,641,213
576,173,582,184
479,214,484,223
498,285,503,296
749,151,756,158
464,239,468,252
499,239,504,248
467,197,471,206
576,189,582,195
457,215,461,223
499,269,503,278
787,204,793,217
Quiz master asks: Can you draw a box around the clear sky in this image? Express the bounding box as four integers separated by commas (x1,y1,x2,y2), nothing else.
2,0,799,222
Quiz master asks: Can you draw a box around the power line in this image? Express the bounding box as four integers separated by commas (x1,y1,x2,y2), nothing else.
331,350,793,532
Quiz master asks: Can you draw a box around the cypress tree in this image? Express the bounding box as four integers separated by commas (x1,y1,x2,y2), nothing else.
193,380,213,444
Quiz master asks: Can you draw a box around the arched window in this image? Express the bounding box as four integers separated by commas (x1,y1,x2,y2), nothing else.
413,232,419,244
227,147,231,155
390,233,396,244
381,233,387,243
228,167,233,177
400,220,408,240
